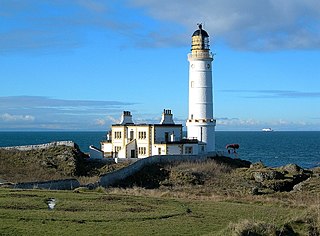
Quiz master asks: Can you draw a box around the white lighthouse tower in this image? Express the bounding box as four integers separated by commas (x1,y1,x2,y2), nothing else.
186,24,216,152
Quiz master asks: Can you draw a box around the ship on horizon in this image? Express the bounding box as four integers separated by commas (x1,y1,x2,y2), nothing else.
262,128,273,132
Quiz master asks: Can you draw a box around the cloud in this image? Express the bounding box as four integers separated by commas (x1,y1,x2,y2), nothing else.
217,117,261,126
220,90,320,98
0,96,134,109
216,117,320,131
0,113,35,122
3,0,320,52
94,119,106,126
129,0,320,50
0,96,135,130
0,0,136,53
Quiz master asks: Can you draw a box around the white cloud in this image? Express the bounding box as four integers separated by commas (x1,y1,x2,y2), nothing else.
106,115,120,124
0,113,35,122
221,90,320,98
216,117,320,131
2,0,320,53
129,0,320,50
95,119,106,126
0,96,134,130
217,117,261,127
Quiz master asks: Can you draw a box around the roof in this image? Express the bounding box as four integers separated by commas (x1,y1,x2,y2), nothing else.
192,24,209,37
155,138,199,145
112,123,182,127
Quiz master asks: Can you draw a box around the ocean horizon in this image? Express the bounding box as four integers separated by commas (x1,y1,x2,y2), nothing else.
0,131,319,169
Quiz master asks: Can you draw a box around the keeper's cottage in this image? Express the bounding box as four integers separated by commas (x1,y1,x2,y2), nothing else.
99,24,216,159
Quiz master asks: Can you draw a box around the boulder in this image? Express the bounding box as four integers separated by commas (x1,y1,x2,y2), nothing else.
263,179,295,192
250,162,265,169
253,170,284,182
282,164,302,174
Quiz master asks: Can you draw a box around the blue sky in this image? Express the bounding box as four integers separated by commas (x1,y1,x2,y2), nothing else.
1,0,320,131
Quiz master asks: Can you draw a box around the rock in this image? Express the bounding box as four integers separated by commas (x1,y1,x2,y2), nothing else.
253,170,284,182
86,183,96,190
253,172,267,182
282,164,302,174
250,162,265,169
292,173,310,185
292,182,304,191
250,186,259,195
263,179,294,192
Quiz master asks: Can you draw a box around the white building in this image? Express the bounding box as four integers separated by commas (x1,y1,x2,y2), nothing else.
101,110,202,159
99,24,215,159
186,24,216,152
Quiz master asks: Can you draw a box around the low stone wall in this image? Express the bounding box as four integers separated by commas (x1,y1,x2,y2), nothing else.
0,141,76,151
99,152,220,187
13,178,80,190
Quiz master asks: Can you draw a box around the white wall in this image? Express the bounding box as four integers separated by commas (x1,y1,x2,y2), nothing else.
101,142,112,153
188,59,213,120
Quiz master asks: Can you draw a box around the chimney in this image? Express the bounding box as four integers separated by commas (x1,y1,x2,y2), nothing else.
120,111,134,125
160,109,175,125
170,132,175,142
106,130,112,141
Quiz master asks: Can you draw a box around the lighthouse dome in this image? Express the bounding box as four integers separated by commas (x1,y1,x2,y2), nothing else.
191,24,210,51
192,24,209,37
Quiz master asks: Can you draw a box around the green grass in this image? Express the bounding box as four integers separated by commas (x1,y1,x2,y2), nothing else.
0,188,306,235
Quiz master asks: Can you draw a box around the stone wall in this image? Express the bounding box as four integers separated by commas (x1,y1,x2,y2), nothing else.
0,141,76,151
99,152,222,187
13,178,80,190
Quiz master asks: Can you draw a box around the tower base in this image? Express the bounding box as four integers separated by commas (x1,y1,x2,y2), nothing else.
186,120,216,152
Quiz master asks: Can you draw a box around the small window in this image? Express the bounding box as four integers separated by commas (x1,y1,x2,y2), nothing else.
138,131,147,139
185,146,193,154
114,131,122,139
138,147,147,155
165,132,169,142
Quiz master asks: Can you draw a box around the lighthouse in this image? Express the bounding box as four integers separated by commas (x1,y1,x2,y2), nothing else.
186,24,216,152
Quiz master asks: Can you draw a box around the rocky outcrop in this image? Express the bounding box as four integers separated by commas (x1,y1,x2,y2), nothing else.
249,163,311,193
0,142,88,184
252,170,284,182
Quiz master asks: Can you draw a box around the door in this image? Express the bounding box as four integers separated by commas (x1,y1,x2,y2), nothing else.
131,150,135,158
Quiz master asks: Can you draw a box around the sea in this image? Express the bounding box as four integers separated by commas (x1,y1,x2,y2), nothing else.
0,131,319,169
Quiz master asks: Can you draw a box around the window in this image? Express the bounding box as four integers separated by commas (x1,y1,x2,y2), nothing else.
138,147,146,155
185,146,193,154
114,131,122,139
138,131,147,139
191,81,194,88
158,147,161,155
115,146,121,152
165,132,169,142
130,130,134,141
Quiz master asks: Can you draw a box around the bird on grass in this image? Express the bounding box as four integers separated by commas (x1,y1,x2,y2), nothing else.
45,198,56,210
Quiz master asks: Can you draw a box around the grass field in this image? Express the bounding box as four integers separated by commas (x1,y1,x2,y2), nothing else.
1,148,319,235
0,188,309,235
